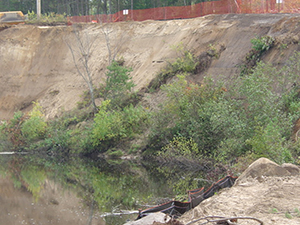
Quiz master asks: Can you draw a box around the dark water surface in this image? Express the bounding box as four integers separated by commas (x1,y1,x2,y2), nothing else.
0,154,207,225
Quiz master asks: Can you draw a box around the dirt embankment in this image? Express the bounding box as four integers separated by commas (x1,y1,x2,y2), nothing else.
178,158,300,225
1,14,300,120
130,158,300,225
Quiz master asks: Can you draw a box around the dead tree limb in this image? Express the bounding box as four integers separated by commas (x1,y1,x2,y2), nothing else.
185,216,264,225
65,25,99,112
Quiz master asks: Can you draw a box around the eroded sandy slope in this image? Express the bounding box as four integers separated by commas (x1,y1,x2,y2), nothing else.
1,14,300,120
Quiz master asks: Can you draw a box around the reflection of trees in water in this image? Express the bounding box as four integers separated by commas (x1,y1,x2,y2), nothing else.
46,157,153,212
0,156,172,212
0,155,217,224
0,156,46,201
143,157,227,202
19,165,46,200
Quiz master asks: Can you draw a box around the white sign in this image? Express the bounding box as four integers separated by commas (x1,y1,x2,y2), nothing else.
276,0,283,3
123,9,129,15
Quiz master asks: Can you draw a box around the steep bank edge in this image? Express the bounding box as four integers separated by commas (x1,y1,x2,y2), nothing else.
1,14,300,120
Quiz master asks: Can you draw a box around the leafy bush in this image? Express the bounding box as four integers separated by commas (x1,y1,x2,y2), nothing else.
246,122,293,163
26,11,67,25
30,107,95,154
148,74,228,155
158,136,199,159
42,129,72,154
21,102,47,142
1,103,47,150
240,36,275,76
148,52,300,164
92,100,125,146
148,44,198,90
92,100,149,148
170,50,197,73
0,121,13,151
251,36,275,52
2,111,26,149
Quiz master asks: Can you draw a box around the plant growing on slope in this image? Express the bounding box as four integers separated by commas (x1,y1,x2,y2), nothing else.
251,36,275,52
66,25,99,112
21,102,47,143
148,74,228,155
240,36,275,76
148,51,300,164
148,43,198,91
92,100,149,150
102,61,135,102
1,111,25,149
158,136,199,159
0,102,47,150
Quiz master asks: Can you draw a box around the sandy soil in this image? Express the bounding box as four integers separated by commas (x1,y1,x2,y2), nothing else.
177,158,300,225
123,158,300,225
1,14,300,120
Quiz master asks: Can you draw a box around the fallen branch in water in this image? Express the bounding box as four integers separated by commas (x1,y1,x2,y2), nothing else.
185,215,264,225
100,210,139,218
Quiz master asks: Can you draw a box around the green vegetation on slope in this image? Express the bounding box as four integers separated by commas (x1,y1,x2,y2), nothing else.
1,39,300,169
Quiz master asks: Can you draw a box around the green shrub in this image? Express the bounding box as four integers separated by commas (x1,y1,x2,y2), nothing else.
246,122,293,163
158,136,199,159
3,111,26,148
32,107,94,154
0,122,13,151
148,52,300,164
42,129,72,153
240,36,275,76
251,36,275,52
92,100,149,148
148,75,227,155
26,11,67,25
92,100,125,146
21,102,47,142
170,50,197,73
148,44,198,90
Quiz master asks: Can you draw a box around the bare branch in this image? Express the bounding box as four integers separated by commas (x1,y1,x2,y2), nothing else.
100,23,127,65
185,216,264,225
64,25,99,112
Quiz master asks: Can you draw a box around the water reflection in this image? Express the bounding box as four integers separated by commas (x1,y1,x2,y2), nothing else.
0,154,209,225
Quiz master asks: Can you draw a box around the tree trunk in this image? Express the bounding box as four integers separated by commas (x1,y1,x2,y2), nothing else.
103,0,108,14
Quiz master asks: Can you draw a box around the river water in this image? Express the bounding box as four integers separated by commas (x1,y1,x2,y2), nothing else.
0,154,208,225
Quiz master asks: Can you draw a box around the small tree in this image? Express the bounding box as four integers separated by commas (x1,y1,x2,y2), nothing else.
66,23,128,112
66,25,99,112
103,61,135,100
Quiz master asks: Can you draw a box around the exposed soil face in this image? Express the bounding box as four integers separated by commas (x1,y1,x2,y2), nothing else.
132,158,300,225
177,158,300,225
1,14,300,120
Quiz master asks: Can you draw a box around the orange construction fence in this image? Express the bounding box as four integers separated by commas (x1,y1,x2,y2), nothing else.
68,0,300,24
237,0,300,14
